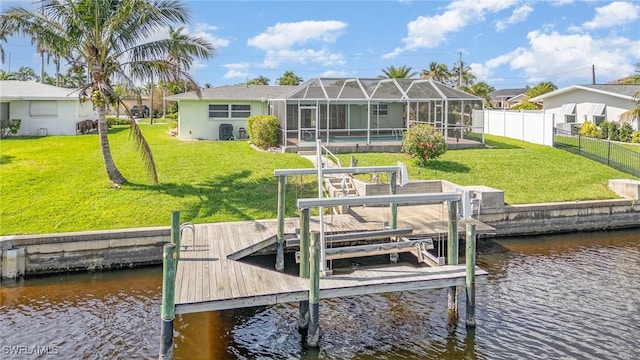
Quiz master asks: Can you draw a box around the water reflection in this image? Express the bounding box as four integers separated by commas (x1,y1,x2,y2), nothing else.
1,229,639,359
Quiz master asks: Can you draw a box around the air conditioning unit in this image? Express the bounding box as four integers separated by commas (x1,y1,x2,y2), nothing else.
219,124,233,140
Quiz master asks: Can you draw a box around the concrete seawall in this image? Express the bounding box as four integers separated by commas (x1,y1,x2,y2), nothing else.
2,179,639,279
1,227,169,279
479,199,640,236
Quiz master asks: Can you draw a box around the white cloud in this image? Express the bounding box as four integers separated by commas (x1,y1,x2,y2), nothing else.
321,70,350,77
496,4,534,31
222,63,250,79
469,62,492,81
478,30,640,84
191,23,231,48
552,0,574,6
142,23,231,49
384,0,517,58
582,2,640,29
247,20,347,68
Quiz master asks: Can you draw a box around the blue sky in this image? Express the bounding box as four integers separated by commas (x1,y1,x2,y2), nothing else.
1,0,639,89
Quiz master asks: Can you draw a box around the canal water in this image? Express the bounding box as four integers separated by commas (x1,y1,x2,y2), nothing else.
1,229,639,359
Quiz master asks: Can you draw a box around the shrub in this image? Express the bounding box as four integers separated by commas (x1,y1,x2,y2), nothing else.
401,124,447,166
165,112,178,120
0,118,21,138
600,121,619,141
106,116,129,127
618,123,634,143
247,115,279,150
579,121,601,138
631,131,640,144
510,101,538,110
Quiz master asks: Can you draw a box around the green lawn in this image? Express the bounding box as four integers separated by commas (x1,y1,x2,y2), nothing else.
0,125,316,235
337,135,637,204
1,128,636,235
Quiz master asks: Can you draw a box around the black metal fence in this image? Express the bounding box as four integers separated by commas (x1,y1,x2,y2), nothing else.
554,128,640,177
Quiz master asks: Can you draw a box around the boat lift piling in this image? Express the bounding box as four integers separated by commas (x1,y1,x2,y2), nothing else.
159,210,181,359
447,200,459,322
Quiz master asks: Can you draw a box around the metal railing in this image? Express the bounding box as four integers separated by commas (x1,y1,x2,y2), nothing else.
554,128,640,177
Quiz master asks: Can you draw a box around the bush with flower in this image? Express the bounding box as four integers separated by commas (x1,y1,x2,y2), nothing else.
401,124,447,166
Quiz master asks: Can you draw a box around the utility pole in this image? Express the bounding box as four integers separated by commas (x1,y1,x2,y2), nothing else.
592,64,596,85
458,51,463,88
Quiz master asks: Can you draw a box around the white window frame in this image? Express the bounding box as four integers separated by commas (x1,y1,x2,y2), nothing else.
565,114,576,123
209,104,228,118
231,104,251,118
371,103,388,116
593,115,605,125
209,104,251,118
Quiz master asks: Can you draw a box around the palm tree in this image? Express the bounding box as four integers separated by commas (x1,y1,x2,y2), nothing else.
277,70,303,85
0,70,15,80
1,0,214,185
525,81,557,98
379,65,416,79
247,75,270,85
451,61,476,88
14,66,37,81
0,32,7,64
421,62,450,83
620,91,640,125
460,81,494,105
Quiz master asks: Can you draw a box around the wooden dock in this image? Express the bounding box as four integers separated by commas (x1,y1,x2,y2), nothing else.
174,212,491,315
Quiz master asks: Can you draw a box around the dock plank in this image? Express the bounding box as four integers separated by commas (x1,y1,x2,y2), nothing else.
174,213,492,314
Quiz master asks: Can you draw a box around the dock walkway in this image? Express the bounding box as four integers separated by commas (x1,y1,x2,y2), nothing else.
174,213,491,314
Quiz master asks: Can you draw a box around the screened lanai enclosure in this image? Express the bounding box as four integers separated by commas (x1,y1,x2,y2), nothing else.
270,78,485,148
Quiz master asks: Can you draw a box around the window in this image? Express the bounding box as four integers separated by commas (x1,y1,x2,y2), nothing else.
593,115,605,125
586,103,605,125
209,104,228,118
371,103,388,116
208,104,251,118
559,103,576,123
231,104,251,118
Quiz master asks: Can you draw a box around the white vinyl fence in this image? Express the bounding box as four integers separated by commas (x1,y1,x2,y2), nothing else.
473,109,557,146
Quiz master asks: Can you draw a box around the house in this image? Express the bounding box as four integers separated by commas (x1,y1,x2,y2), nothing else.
0,80,97,136
168,78,483,147
166,84,297,140
529,84,640,130
488,88,527,109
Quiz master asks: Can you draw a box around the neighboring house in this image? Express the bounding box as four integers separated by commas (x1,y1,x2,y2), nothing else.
488,88,527,109
529,84,640,130
0,80,97,136
115,95,150,116
166,84,297,140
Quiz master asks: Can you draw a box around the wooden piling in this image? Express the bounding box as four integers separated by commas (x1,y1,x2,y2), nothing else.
276,176,286,271
171,211,180,254
160,243,177,360
389,171,398,230
298,208,310,330
465,223,477,327
447,200,459,319
389,171,399,263
307,230,321,347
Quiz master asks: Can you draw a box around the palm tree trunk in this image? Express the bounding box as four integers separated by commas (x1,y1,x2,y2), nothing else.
96,104,126,184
